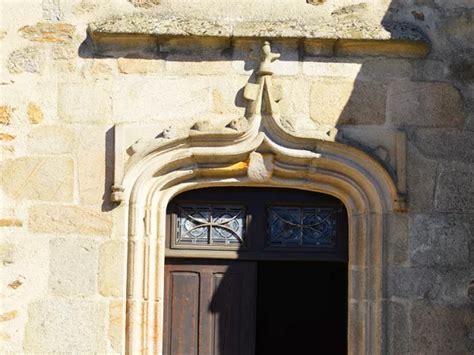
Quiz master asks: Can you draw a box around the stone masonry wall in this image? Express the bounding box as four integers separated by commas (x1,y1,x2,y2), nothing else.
1,0,473,353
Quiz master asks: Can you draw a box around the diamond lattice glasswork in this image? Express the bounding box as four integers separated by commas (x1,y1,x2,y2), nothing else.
176,205,245,246
267,206,337,248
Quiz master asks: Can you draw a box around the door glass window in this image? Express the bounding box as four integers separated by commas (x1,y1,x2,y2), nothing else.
176,205,246,246
267,206,338,249
167,187,347,261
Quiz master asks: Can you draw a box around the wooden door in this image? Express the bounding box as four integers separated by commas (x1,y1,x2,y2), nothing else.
163,259,257,355
164,187,348,354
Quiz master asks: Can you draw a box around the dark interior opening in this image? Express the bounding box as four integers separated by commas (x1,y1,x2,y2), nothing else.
256,260,347,355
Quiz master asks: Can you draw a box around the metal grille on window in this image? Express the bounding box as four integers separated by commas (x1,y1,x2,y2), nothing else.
267,206,338,248
176,205,245,246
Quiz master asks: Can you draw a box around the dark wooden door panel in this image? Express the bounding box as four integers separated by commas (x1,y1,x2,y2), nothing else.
164,271,200,355
164,260,257,355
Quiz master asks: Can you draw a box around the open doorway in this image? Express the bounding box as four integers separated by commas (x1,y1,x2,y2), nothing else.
164,188,348,355
256,260,347,354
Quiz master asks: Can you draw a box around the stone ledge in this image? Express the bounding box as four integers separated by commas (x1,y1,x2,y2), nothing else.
88,13,430,58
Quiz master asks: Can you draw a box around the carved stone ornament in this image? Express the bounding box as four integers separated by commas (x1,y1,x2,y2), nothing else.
112,42,405,355
112,41,405,208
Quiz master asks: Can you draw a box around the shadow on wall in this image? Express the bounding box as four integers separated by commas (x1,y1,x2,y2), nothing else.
90,1,472,214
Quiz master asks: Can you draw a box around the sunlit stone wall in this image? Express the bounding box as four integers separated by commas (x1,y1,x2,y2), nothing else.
0,0,473,353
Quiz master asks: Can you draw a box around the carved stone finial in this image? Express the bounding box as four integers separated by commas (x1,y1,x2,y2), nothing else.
243,41,282,116
258,41,280,76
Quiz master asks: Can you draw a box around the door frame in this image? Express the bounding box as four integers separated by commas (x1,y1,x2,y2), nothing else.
120,168,395,355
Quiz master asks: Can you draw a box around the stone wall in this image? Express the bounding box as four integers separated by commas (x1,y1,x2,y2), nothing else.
1,0,473,353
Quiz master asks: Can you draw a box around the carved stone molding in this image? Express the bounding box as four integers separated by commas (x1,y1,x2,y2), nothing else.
113,42,402,354
88,7,430,58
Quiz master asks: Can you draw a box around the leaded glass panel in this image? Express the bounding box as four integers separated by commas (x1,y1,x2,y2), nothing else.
176,205,245,246
267,206,337,248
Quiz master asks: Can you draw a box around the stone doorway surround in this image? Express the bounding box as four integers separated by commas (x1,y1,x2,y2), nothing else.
105,36,414,353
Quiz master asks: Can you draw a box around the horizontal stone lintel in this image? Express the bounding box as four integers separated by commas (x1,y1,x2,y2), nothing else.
89,15,430,58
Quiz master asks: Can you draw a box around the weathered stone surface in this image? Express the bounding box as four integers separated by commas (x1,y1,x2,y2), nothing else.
310,79,386,125
42,0,62,21
387,266,439,301
303,60,362,79
0,145,15,157
76,126,109,205
435,161,474,213
49,238,99,297
129,0,160,8
109,300,125,353
334,39,429,58
209,75,248,116
358,58,413,79
273,77,312,130
386,213,409,265
386,301,409,355
99,240,125,297
81,59,116,79
29,205,113,236
28,125,76,154
0,243,15,266
337,127,398,173
0,106,13,125
89,12,428,42
51,59,77,75
6,46,44,74
24,300,106,353
387,81,464,127
247,152,273,182
118,58,163,74
27,102,44,124
303,39,334,56
410,303,473,354
406,142,438,212
8,278,24,289
0,236,49,302
412,59,445,81
387,265,472,305
410,213,470,266
165,56,231,76
0,157,74,202
51,43,76,60
307,0,325,6
0,310,17,322
19,22,75,43
112,77,211,122
411,128,474,164
0,218,22,227
449,58,474,83
58,82,112,122
0,132,15,141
